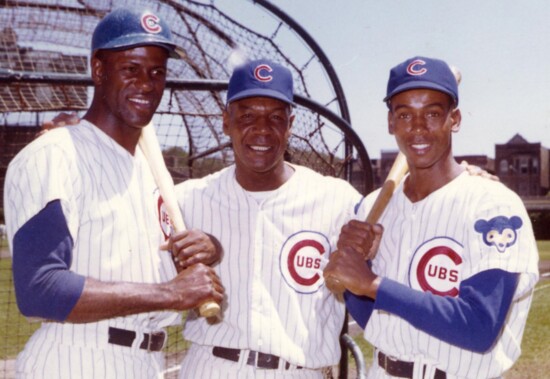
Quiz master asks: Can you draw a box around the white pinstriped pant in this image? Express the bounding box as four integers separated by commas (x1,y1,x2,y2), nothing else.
15,331,164,378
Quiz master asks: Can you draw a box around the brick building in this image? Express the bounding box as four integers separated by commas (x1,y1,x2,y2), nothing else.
495,134,550,197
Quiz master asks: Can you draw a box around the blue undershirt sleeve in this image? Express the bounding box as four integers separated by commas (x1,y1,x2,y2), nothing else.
375,269,519,352
12,200,85,322
343,260,375,329
344,291,374,329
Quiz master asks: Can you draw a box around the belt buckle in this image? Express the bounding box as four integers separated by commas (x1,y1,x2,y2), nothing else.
257,352,279,369
247,350,258,367
145,330,166,352
247,351,280,370
379,351,391,370
379,350,400,374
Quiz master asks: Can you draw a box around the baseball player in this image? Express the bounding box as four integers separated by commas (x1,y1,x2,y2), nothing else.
324,56,539,379
4,7,223,378
169,59,368,378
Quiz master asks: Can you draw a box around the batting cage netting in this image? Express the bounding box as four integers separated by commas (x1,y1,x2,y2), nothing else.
0,1,373,377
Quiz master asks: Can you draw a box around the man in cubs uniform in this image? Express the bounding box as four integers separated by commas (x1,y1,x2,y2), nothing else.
171,59,368,378
324,56,539,379
4,7,223,378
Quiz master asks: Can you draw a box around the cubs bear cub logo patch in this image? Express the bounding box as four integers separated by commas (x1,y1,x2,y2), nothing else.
474,215,523,253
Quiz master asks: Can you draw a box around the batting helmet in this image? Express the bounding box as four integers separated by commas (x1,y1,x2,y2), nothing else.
91,7,184,59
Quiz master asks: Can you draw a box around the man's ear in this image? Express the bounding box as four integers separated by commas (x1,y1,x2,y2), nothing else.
222,109,230,136
450,108,462,133
388,111,395,135
287,113,295,134
90,54,104,86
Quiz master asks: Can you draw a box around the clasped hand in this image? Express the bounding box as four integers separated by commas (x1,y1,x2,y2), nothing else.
323,220,383,298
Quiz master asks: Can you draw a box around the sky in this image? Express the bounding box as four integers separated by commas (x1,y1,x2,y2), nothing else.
219,0,550,159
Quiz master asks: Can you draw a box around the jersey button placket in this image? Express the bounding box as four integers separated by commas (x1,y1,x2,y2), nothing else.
250,200,264,349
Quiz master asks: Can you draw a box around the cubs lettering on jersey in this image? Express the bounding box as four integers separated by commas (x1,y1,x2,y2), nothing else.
409,237,463,297
280,231,329,293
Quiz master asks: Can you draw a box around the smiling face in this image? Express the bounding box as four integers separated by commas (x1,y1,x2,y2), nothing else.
223,96,295,190
388,89,461,172
88,45,168,145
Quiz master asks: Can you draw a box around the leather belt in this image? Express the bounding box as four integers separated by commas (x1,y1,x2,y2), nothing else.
378,350,446,379
108,327,166,352
212,346,302,370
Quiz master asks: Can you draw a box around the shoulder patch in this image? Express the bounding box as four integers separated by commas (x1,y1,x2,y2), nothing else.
474,215,522,253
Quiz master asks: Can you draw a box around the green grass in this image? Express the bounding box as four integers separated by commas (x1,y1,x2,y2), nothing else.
537,240,550,261
505,280,550,378
0,259,40,360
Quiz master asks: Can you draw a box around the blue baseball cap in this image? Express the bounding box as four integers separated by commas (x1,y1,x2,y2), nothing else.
92,7,185,59
226,59,294,105
384,56,458,106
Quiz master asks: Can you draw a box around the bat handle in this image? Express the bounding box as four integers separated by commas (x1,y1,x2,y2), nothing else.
172,248,221,318
199,301,221,318
170,218,221,318
365,180,398,224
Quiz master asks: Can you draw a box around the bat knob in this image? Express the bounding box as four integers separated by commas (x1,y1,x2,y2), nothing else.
325,276,346,295
199,301,221,318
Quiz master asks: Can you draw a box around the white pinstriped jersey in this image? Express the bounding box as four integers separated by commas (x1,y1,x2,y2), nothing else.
176,164,366,370
4,121,178,378
363,172,539,379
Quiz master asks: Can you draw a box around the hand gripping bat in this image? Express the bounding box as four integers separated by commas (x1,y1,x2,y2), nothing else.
139,122,221,318
325,152,409,294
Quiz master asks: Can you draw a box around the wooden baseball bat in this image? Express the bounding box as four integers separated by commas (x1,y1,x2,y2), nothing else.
365,151,408,225
139,122,221,318
450,65,462,85
325,152,409,294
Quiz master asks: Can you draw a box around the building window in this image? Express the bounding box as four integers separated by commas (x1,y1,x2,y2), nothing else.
500,159,508,174
533,158,539,174
520,156,529,174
